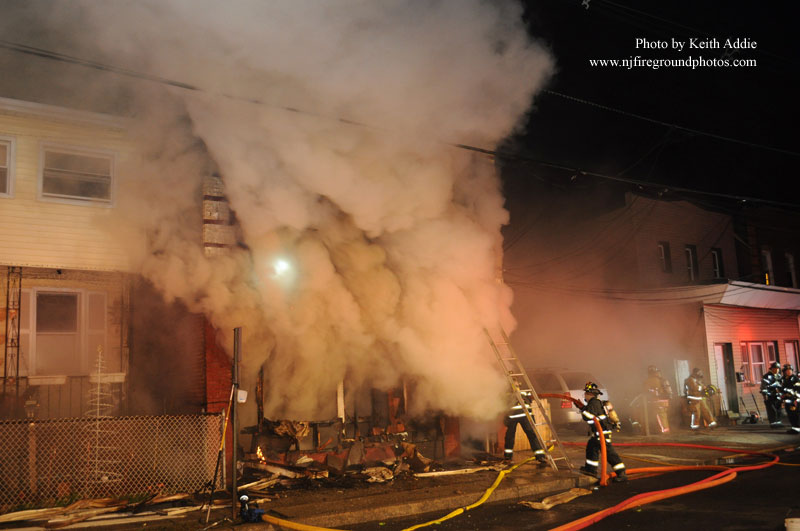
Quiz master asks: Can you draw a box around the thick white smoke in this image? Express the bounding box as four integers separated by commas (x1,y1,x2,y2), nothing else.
6,1,553,420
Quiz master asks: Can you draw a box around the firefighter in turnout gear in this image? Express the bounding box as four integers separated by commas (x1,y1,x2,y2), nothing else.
684,368,717,430
579,382,627,482
644,365,672,433
761,361,783,427
503,388,547,465
781,364,800,434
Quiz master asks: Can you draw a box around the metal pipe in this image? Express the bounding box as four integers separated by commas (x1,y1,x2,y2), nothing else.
232,327,241,520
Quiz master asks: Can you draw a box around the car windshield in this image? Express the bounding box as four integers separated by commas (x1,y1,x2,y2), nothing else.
531,372,561,391
562,372,600,389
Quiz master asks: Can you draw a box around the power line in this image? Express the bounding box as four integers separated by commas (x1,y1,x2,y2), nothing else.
541,89,800,159
2,38,798,210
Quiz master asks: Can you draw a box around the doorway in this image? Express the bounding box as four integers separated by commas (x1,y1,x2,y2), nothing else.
714,343,739,414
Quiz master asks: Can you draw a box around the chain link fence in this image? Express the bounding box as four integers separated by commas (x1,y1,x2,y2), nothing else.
0,414,223,511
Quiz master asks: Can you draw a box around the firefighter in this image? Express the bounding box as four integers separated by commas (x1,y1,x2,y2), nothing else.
643,365,672,433
684,368,717,430
760,361,783,427
578,382,627,482
781,364,800,434
503,388,547,465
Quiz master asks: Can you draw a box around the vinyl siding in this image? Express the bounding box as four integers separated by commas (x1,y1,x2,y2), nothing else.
0,108,132,271
703,304,800,395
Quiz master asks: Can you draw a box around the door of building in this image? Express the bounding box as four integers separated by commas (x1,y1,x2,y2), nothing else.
714,343,738,414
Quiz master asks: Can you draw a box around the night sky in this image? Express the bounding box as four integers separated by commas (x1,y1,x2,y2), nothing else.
502,0,799,214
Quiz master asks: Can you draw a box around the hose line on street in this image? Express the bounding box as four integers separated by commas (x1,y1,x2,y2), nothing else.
400,455,539,531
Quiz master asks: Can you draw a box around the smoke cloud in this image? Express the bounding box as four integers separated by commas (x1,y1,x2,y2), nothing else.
1,1,553,420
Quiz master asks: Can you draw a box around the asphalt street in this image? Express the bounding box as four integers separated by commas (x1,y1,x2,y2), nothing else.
350,445,800,531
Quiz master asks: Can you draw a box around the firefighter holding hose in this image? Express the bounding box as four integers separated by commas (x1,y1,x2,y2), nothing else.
761,361,783,427
578,382,627,482
781,364,800,434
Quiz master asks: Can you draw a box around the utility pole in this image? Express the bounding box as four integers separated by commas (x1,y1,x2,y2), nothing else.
231,327,241,519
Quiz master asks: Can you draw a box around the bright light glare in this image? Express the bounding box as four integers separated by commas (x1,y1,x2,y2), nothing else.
274,259,291,276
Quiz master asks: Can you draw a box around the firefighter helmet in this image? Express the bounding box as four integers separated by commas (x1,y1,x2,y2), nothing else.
692,368,704,378
783,363,794,373
647,365,659,375
583,382,602,395
769,361,781,370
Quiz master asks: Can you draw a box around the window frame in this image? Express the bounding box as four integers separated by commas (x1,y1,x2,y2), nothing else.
711,248,725,279
657,241,672,273
786,340,800,371
21,287,108,376
740,340,779,385
684,244,699,282
38,143,116,207
761,247,774,285
0,134,16,198
786,252,798,289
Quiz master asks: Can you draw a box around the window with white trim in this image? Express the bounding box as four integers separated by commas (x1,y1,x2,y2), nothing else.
740,341,778,384
19,288,107,376
40,146,113,204
786,341,800,371
685,245,698,282
657,241,672,273
711,248,724,279
0,136,14,197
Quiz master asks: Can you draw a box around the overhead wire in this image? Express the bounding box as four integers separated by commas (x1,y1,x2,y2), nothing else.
0,37,798,211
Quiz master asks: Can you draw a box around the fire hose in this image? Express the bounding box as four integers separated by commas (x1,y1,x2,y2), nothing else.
258,393,782,531
539,393,781,531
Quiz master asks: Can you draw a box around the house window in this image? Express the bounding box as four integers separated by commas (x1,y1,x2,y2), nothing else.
761,248,774,285
20,288,107,376
0,135,14,197
40,146,113,204
741,341,779,384
786,341,800,371
786,253,798,288
685,245,698,282
657,242,672,273
711,248,725,279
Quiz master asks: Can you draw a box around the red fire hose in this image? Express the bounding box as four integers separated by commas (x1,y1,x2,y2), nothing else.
537,393,781,531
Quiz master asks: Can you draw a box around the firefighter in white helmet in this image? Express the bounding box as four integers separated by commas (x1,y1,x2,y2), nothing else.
684,368,717,430
578,382,626,482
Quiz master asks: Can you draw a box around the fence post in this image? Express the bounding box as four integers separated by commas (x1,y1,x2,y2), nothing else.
28,422,37,495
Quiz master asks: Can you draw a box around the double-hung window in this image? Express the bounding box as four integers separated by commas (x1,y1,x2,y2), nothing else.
658,242,672,273
0,135,14,197
741,341,779,384
711,248,724,279
685,245,698,282
40,145,114,204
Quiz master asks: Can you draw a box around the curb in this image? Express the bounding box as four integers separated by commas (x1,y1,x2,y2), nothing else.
248,472,595,529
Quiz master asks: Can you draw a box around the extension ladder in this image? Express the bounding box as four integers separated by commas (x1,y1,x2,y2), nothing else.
485,327,574,473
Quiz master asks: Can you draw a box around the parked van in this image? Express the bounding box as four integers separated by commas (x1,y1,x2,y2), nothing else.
527,368,609,429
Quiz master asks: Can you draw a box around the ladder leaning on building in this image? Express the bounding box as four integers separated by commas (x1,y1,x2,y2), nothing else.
485,327,574,473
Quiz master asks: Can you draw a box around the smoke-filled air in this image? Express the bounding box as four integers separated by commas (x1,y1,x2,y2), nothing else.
2,1,554,420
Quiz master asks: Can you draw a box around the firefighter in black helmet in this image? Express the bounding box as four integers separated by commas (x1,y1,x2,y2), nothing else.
578,382,626,482
502,387,547,465
760,361,783,427
781,364,800,434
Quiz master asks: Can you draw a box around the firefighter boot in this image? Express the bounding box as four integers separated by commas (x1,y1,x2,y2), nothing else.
579,466,597,477
612,470,628,483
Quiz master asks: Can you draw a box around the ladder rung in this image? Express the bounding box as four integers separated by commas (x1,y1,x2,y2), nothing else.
508,372,525,377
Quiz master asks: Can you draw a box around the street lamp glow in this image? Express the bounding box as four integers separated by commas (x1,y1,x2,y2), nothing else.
273,259,291,276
